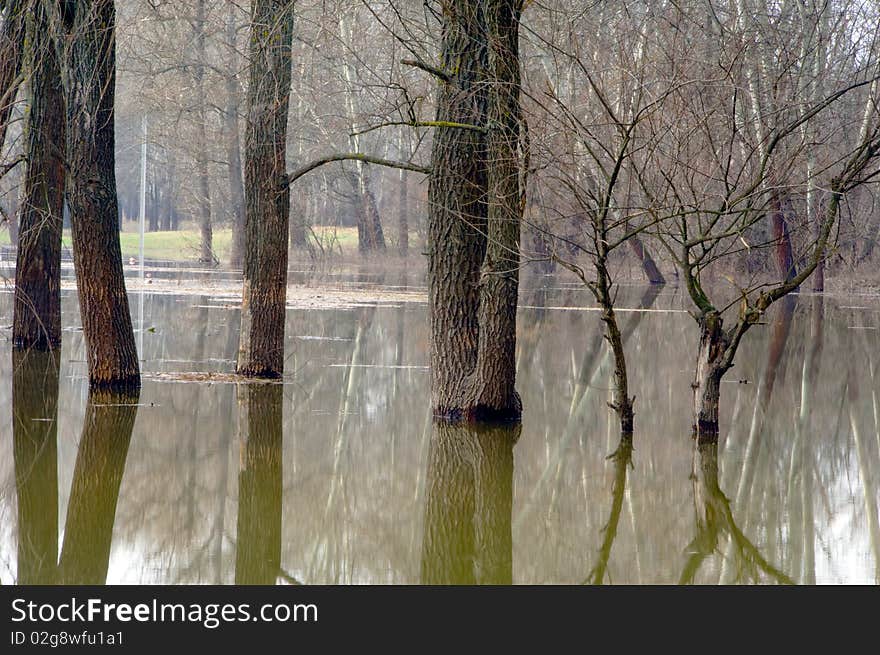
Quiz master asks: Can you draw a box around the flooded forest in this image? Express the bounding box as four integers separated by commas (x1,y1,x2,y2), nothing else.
1,0,879,585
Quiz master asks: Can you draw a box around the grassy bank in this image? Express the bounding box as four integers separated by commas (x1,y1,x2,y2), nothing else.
1,224,369,263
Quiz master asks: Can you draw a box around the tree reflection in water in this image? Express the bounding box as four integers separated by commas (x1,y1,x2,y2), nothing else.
58,391,139,584
421,422,519,584
235,382,283,585
13,350,60,585
680,441,793,585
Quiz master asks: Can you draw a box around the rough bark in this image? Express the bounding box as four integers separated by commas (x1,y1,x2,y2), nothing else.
56,0,140,390
237,0,295,378
225,7,246,269
465,0,523,421
692,312,728,443
0,0,25,154
12,349,59,584
58,390,138,584
428,0,489,418
420,422,518,584
234,383,283,585
13,2,64,351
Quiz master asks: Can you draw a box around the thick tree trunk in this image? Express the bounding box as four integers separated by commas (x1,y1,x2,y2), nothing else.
225,7,246,269
237,0,295,378
58,391,138,584
421,423,517,584
234,383,283,585
58,0,140,390
13,3,64,351
428,0,489,418
0,0,25,154
465,0,523,422
12,350,59,584
692,312,728,443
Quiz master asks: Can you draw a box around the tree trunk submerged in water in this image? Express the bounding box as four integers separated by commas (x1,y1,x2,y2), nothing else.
237,0,295,378
13,2,64,351
55,0,140,390
428,0,489,420
692,312,728,443
429,0,524,423
464,0,523,422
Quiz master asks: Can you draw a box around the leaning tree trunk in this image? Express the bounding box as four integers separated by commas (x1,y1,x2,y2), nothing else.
56,0,140,390
428,0,489,419
58,390,138,584
627,235,666,285
465,0,524,422
13,3,64,351
237,0,295,378
0,0,25,154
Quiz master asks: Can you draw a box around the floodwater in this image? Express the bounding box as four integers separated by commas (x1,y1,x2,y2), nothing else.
0,263,878,584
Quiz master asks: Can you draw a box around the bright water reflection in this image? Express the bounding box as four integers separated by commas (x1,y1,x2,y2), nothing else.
0,272,878,584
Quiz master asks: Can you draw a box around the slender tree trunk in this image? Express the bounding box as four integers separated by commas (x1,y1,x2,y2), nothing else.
587,435,633,584
58,391,138,584
13,2,64,351
0,0,25,154
398,165,409,256
12,350,59,584
234,383,283,585
237,0,295,378
164,151,176,231
428,0,489,418
195,0,213,264
56,0,140,390
225,7,246,269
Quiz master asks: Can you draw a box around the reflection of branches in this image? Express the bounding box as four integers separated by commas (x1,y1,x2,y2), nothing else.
681,442,793,585
584,435,633,585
